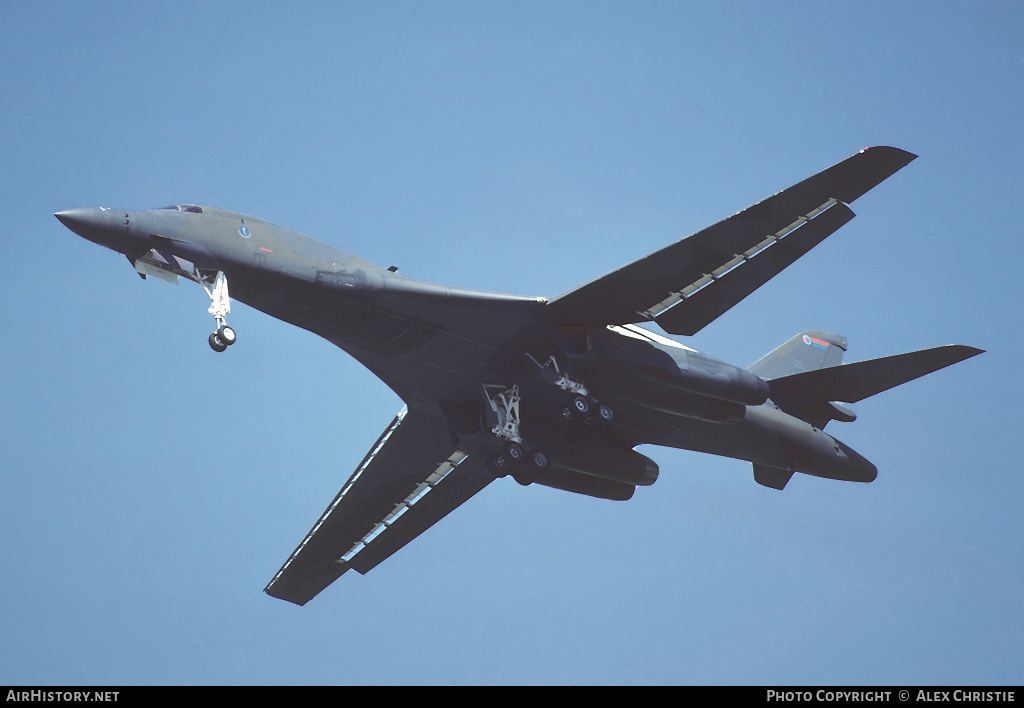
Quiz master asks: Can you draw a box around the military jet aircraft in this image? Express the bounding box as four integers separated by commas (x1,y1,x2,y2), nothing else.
55,146,982,605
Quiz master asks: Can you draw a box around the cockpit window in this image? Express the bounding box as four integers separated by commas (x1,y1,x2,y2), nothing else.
156,205,204,214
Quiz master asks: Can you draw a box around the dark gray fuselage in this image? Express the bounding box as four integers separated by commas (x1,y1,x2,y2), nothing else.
57,204,876,486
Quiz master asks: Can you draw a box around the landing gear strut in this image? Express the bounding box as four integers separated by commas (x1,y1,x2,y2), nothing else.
202,271,237,352
527,353,615,425
482,384,551,483
480,377,615,483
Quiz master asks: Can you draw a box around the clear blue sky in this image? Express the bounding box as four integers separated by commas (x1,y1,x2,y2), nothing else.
2,1,1020,685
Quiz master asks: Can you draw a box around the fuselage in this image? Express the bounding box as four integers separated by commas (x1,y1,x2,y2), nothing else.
55,204,876,487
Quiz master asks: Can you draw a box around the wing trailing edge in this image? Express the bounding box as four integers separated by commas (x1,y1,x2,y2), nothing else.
653,202,855,335
264,408,494,605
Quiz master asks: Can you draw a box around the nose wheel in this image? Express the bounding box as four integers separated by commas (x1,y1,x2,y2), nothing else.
202,271,237,353
208,325,237,352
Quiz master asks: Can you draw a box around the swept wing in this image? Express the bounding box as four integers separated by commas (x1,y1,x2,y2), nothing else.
545,146,916,335
264,407,493,605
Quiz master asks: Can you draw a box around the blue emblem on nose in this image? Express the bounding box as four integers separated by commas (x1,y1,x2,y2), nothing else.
239,225,251,238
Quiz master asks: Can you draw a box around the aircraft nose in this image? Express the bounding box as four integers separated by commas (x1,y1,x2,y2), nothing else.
55,207,100,232
55,207,127,253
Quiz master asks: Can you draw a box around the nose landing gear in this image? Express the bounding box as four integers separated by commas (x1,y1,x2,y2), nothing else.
203,271,237,352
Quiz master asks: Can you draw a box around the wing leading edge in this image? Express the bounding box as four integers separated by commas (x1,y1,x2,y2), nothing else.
264,407,494,605
544,146,917,335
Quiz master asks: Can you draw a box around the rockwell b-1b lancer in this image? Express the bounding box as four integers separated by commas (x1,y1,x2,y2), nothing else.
56,146,982,605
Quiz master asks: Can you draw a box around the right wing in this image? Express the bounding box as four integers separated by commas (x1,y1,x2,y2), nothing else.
544,146,917,336
264,407,494,605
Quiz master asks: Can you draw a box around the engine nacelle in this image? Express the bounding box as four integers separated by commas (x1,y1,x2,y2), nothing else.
554,325,769,407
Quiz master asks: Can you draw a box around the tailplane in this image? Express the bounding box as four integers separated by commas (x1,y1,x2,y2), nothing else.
751,333,982,427
748,333,983,490
768,344,984,405
752,464,794,491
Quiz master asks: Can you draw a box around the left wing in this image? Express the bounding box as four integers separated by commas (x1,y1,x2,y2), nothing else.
544,146,916,335
264,407,494,605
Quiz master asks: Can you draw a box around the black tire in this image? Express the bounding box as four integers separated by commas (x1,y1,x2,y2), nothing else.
488,453,510,477
217,325,237,346
597,403,614,422
572,395,590,415
529,450,549,470
208,333,228,352
503,441,525,464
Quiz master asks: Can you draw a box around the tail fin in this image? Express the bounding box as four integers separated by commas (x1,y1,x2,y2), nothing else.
748,339,982,491
750,332,983,421
748,330,847,379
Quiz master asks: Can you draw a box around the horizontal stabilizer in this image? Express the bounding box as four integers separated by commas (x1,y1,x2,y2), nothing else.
753,464,794,490
768,345,984,403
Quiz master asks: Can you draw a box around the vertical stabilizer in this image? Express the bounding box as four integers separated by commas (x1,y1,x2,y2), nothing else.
747,330,846,379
